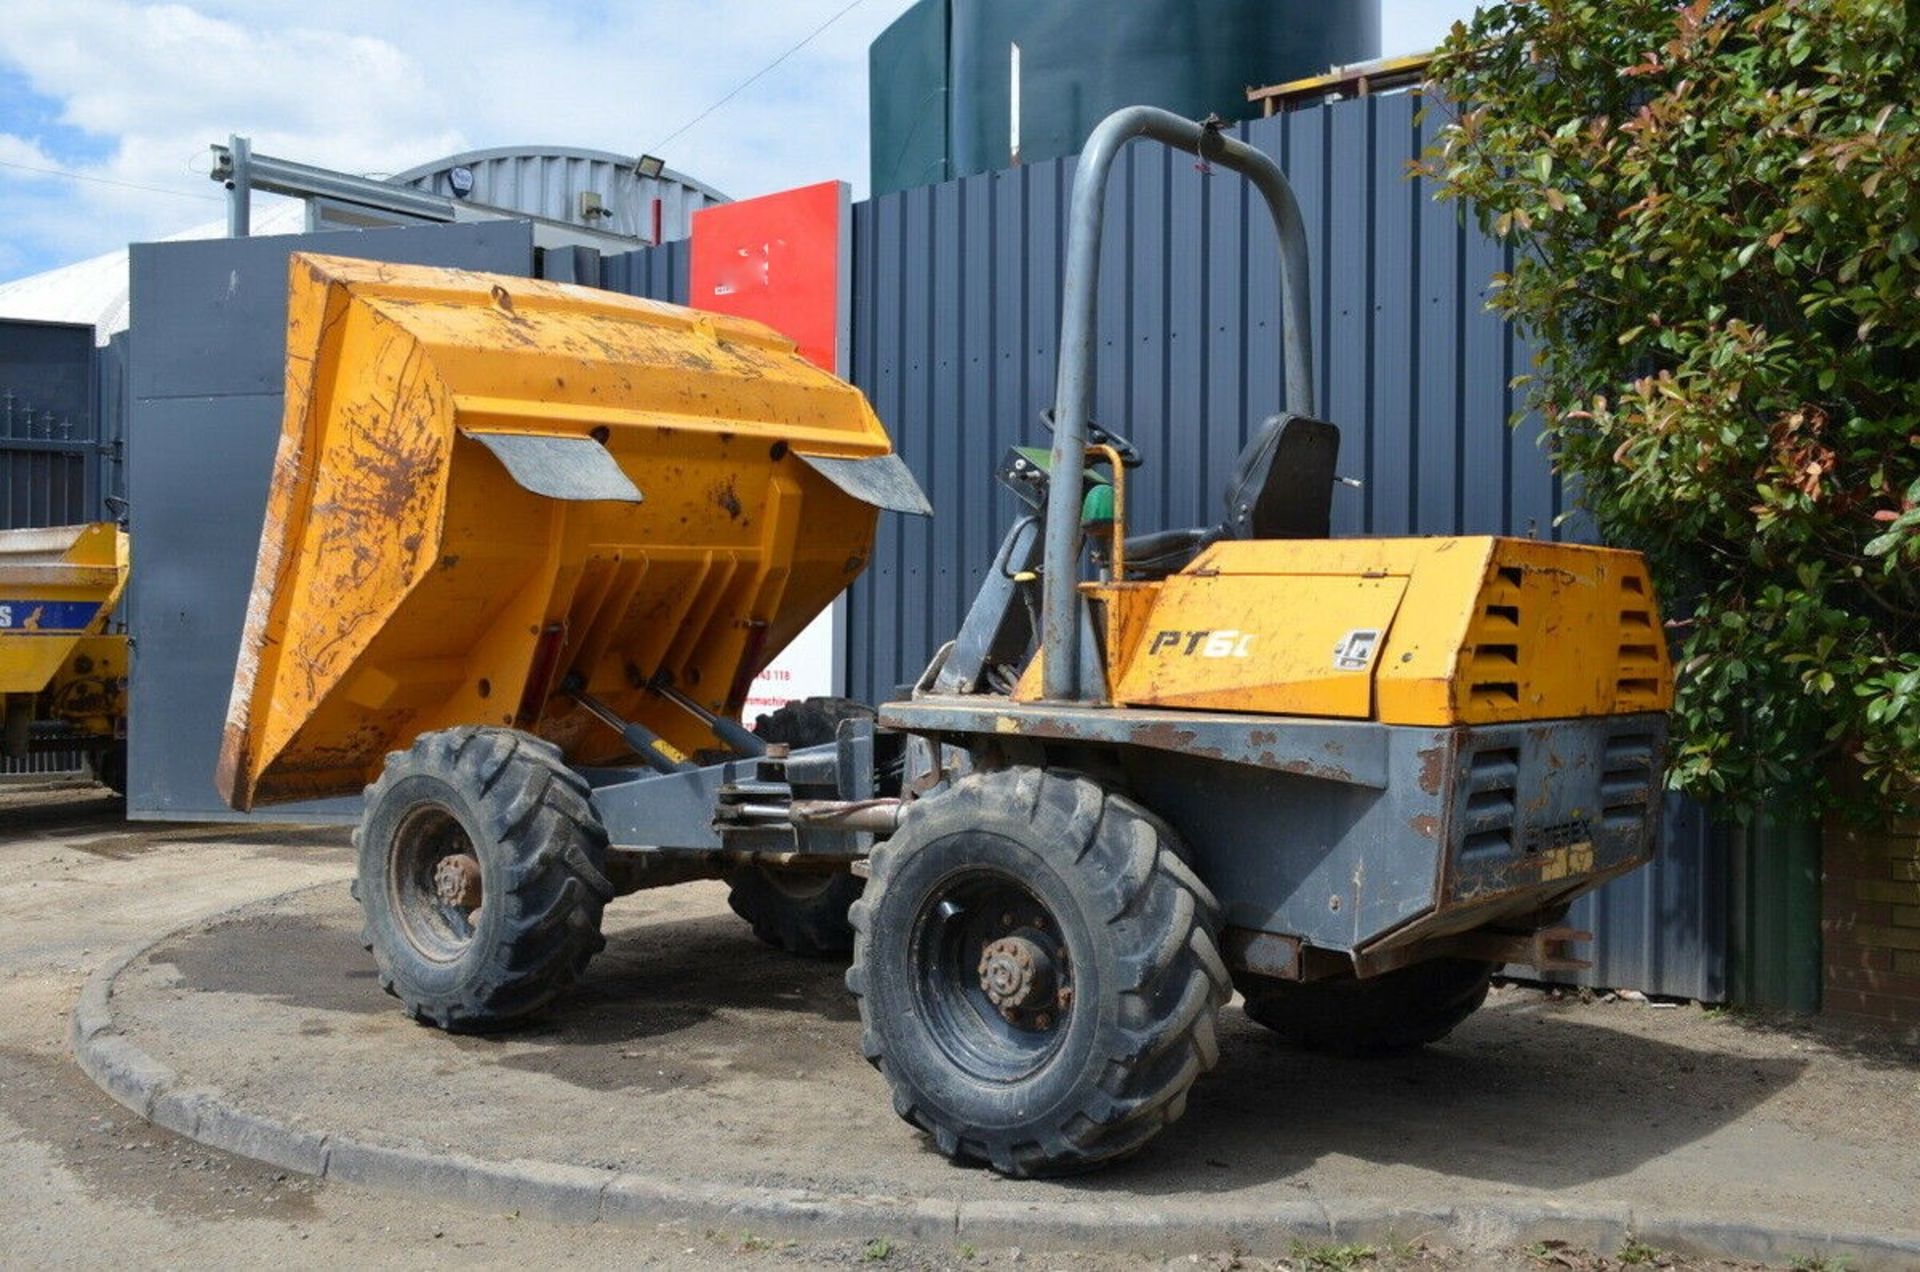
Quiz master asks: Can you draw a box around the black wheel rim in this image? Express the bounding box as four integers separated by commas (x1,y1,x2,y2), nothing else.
911,867,1074,1084
387,802,482,963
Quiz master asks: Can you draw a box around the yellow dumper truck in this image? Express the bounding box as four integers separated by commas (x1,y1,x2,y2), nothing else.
0,522,130,793
220,108,1673,1176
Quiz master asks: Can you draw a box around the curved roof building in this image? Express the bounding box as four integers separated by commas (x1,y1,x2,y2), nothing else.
392,145,727,244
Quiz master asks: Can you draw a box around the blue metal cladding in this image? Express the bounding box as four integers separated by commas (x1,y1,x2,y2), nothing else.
543,241,688,301
1539,796,1729,1001
597,89,1722,1000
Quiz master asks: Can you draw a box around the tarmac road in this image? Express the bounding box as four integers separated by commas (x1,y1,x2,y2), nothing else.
6,782,1917,1269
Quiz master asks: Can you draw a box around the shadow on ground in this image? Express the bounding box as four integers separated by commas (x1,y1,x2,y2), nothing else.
150,896,1826,1197
0,787,127,839
0,785,350,862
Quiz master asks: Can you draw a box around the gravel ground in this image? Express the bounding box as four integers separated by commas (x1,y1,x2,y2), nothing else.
4,782,1910,1269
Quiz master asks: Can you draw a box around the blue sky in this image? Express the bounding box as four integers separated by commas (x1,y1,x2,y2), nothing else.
0,67,114,168
0,0,1475,285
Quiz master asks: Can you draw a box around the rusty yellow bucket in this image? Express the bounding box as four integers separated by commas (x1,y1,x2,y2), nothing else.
219,254,925,809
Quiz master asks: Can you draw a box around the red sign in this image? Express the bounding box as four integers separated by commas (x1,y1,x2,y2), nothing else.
688,179,850,375
688,180,854,717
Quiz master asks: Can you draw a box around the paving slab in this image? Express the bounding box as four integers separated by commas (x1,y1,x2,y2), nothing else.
76,879,1920,1268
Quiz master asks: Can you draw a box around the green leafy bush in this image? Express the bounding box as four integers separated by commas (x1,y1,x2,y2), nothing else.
1426,0,1918,816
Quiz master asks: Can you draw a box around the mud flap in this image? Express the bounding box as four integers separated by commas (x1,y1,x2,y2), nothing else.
462,431,644,503
796,451,931,517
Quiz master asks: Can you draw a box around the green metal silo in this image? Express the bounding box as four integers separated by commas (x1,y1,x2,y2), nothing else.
870,0,1382,197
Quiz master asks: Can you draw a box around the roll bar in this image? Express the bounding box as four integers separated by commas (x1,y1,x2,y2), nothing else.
1040,106,1316,702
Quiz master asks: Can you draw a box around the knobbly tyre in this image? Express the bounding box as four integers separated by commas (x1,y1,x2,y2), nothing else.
220,107,1672,1178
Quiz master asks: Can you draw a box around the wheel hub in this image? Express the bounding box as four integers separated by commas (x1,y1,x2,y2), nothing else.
433,853,483,910
978,934,1056,1017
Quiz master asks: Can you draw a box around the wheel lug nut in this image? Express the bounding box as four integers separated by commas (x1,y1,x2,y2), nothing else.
433,853,483,910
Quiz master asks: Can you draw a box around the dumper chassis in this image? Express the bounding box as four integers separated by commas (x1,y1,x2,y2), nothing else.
223,108,1673,1177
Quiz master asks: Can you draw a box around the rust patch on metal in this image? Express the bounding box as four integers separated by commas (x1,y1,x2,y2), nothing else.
1130,720,1207,756
1409,813,1441,840
1277,757,1356,784
434,853,484,910
713,478,743,519
214,725,251,809
1417,744,1449,795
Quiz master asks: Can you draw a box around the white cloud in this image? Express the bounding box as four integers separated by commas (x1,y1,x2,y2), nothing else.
0,0,481,275
0,132,66,172
0,0,912,281
0,0,1486,284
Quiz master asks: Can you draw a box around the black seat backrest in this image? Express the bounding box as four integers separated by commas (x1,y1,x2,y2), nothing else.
1222,414,1342,540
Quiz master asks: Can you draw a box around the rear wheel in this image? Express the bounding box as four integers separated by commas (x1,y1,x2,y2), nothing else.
1238,957,1494,1056
354,727,614,1032
726,697,875,957
848,767,1229,1176
725,866,865,959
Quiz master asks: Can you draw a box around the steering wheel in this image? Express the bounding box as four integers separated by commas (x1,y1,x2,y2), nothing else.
1038,408,1143,468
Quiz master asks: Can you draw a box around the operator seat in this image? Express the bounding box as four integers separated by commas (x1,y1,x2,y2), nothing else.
1120,414,1341,580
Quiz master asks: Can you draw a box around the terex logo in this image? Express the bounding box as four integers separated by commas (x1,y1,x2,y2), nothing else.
1148,629,1256,658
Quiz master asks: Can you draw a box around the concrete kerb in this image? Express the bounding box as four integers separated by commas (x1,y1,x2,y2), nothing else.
68,886,1920,1268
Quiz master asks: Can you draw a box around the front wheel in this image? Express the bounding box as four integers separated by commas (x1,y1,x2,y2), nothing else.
847,767,1229,1176
354,727,614,1032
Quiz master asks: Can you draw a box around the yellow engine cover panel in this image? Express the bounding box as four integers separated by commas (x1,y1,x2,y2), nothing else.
1433,537,1672,724
1103,535,1672,725
1110,573,1407,715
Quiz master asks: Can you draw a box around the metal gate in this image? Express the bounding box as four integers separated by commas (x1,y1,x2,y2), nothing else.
0,318,120,530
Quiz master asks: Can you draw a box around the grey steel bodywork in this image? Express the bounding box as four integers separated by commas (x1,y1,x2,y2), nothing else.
880,696,1667,971
579,687,1667,983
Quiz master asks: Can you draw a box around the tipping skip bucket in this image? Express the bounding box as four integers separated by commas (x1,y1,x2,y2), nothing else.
218,254,928,810
0,522,129,696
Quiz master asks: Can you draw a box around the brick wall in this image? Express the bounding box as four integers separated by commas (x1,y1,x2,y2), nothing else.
1822,807,1920,1041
